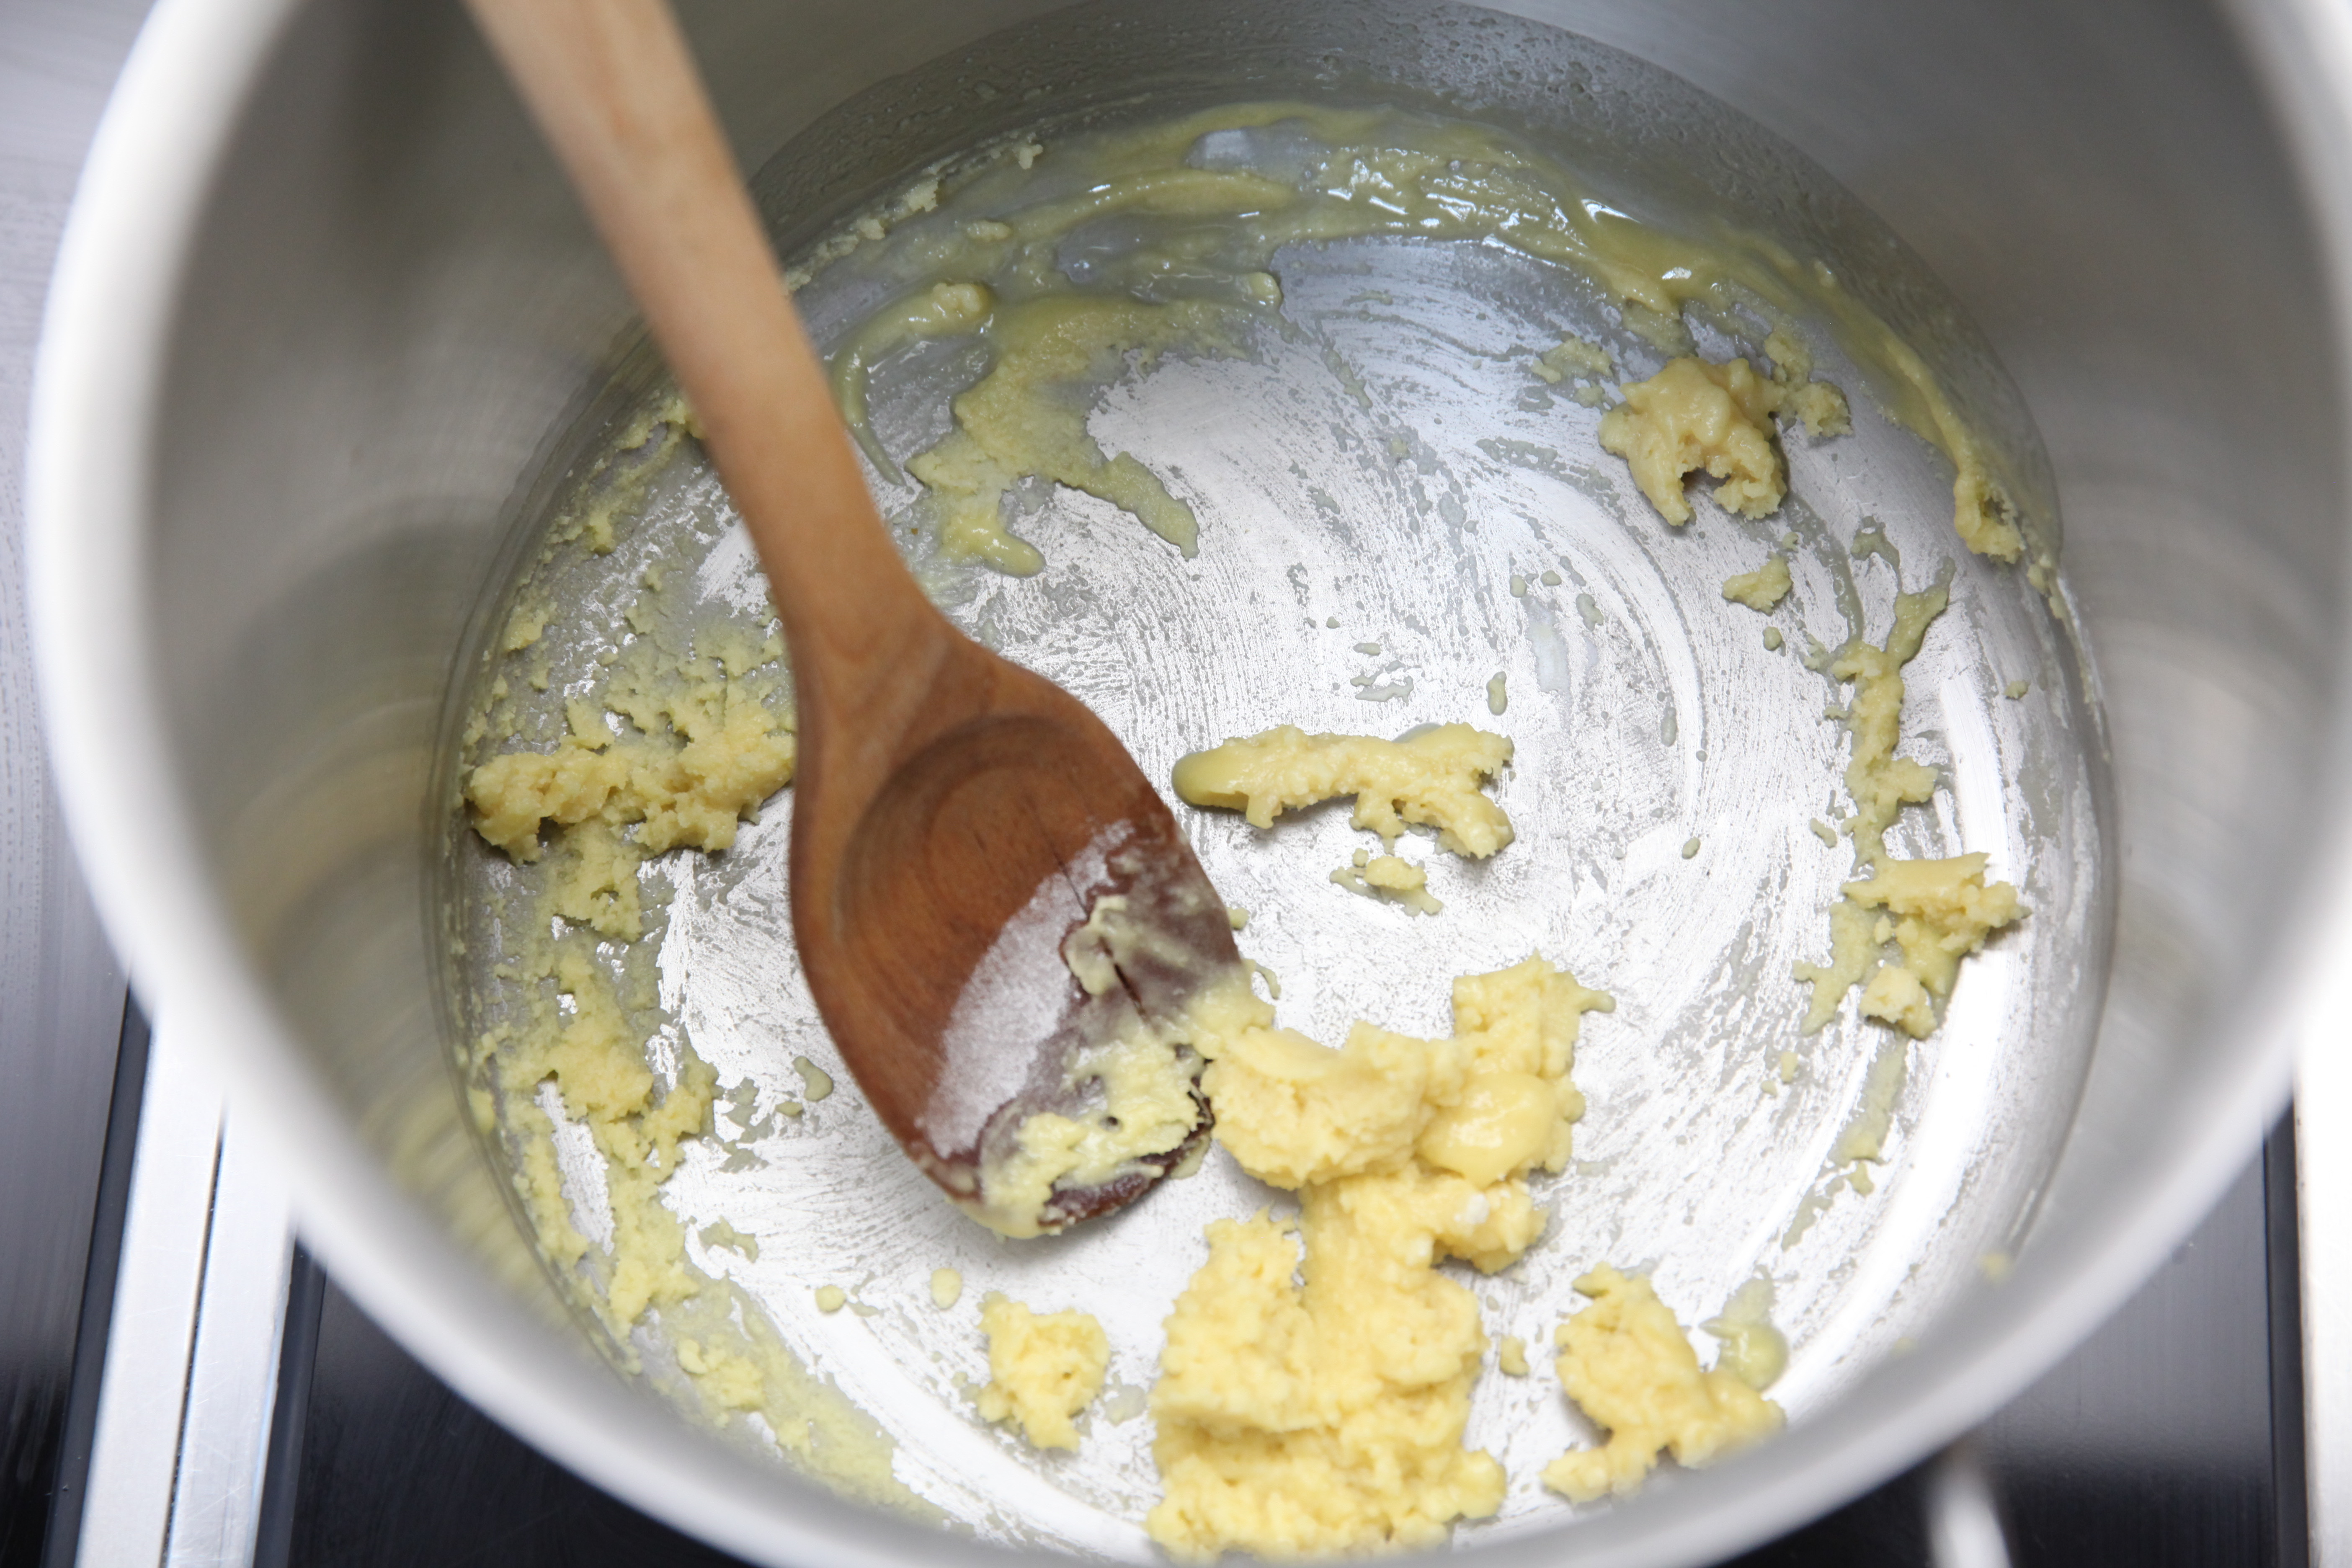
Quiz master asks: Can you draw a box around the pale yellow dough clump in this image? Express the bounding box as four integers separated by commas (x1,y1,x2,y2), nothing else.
1532,333,1612,384
1533,334,1614,406
465,595,913,1511
1600,356,1849,528
976,1294,1111,1451
1542,1267,1782,1504
1845,853,2026,1037
931,1268,964,1310
469,649,794,866
1601,357,1790,524
1721,555,1793,612
1331,848,1442,915
1702,1277,1789,1391
1147,957,1614,1560
1793,582,2028,1039
468,627,796,945
498,944,720,1328
1833,583,1950,866
1172,723,1514,858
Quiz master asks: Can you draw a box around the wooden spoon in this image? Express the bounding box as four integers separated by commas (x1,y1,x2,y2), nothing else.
467,0,1240,1233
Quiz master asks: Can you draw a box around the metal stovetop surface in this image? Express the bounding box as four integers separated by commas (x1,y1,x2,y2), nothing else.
0,2,2336,1565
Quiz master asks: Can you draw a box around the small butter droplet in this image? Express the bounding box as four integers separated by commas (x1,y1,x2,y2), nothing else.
1540,569,1563,586
1576,592,1603,627
1764,627,1784,651
1778,1050,1800,1083
1682,837,1701,859
1325,615,1341,629
815,1285,848,1313
1355,641,1382,655
1487,672,1508,715
792,1057,833,1101
1509,573,1528,597
930,1268,963,1309
1810,818,1839,846
1226,904,1250,931
2005,678,2030,699
1497,1334,1529,1376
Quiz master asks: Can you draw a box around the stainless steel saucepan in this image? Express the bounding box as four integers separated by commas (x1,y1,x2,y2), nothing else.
29,1,2352,1563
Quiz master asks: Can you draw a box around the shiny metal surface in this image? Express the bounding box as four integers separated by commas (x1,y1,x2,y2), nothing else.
26,0,2352,1565
2273,3,2352,1536
75,1024,220,1567
1923,1443,2009,1568
2300,1047,2351,1565
159,1116,297,1568
75,1021,297,1568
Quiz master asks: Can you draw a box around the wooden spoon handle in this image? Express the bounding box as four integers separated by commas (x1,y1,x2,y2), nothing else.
464,0,945,708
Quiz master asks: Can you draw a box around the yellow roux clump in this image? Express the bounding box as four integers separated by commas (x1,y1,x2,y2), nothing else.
1792,581,2029,1039
464,606,917,1513
1702,1277,1790,1392
1721,555,1793,613
1542,1267,1783,1504
467,628,796,943
931,1268,965,1310
1331,848,1442,915
1845,853,2027,1038
1601,357,1786,524
1532,333,1615,407
1172,723,1515,859
975,1294,1111,1451
1146,957,1613,1560
1599,354,1851,527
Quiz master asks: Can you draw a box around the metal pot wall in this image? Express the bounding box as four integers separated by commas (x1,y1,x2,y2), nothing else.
28,0,2352,1563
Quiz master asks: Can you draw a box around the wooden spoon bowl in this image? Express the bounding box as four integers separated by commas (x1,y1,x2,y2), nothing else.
802,637,1240,1231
